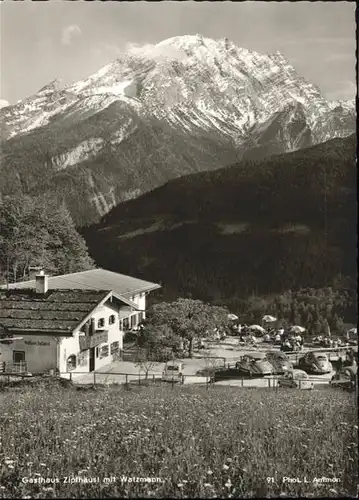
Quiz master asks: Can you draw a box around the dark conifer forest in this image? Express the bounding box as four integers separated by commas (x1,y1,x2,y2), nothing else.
82,134,356,325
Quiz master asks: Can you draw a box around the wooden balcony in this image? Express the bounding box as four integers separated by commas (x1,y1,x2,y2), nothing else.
79,330,108,351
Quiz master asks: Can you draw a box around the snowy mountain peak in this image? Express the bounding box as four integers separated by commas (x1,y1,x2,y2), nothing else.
1,34,355,147
157,34,207,49
37,78,64,95
0,34,355,226
270,50,289,62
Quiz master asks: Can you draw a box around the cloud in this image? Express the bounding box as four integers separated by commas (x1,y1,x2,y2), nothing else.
0,99,9,109
282,37,353,46
91,43,126,59
326,80,357,100
124,42,189,62
61,25,82,46
104,44,123,55
324,52,353,62
95,41,189,63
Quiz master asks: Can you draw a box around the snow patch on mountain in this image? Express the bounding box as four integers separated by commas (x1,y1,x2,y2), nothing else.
13,105,72,137
0,99,9,109
83,79,134,97
53,138,104,170
111,123,137,145
328,99,355,112
87,173,117,216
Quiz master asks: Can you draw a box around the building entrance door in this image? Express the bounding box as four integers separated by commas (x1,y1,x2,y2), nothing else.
89,347,95,372
13,351,25,363
13,351,26,373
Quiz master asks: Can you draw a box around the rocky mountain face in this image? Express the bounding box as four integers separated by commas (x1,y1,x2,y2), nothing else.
82,135,357,303
0,35,355,225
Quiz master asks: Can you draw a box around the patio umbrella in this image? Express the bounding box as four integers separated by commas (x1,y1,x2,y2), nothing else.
249,325,265,333
262,315,277,323
290,325,306,334
227,313,239,321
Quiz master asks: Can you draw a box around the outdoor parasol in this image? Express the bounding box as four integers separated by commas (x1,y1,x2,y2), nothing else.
249,325,265,333
289,325,306,334
262,315,277,323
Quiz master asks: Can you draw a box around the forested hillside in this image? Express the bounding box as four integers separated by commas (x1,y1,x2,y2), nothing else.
83,134,356,316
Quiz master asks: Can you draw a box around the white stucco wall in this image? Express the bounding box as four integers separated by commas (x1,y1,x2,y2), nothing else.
0,335,58,374
120,293,147,330
130,292,146,312
58,334,88,374
59,301,126,373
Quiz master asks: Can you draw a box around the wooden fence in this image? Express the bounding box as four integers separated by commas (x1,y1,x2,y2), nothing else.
54,370,357,392
0,369,356,395
0,361,28,373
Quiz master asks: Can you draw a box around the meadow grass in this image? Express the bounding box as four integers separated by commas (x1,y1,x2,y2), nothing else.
0,381,357,498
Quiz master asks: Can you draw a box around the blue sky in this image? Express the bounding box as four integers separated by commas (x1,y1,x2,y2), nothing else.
0,1,356,105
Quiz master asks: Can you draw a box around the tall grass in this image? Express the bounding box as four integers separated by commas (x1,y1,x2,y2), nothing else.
0,382,357,498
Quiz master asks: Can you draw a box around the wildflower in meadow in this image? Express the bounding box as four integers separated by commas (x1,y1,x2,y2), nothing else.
225,478,232,489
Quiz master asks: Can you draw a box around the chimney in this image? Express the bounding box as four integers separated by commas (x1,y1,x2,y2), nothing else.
29,266,43,281
35,270,49,295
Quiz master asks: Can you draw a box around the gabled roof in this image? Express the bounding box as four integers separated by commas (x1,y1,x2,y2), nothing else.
3,268,161,298
0,289,111,335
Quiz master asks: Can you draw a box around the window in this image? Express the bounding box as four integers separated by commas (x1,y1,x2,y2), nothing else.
100,344,109,359
122,317,130,330
97,318,105,328
110,341,120,355
109,315,116,325
138,311,145,323
67,355,77,371
80,322,90,335
130,314,137,328
13,351,25,363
